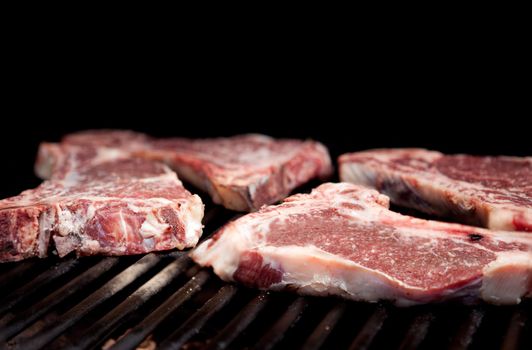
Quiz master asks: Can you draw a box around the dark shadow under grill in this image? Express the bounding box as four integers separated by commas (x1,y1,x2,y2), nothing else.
0,203,530,350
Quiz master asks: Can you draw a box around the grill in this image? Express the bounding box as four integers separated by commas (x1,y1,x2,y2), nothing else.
0,192,531,350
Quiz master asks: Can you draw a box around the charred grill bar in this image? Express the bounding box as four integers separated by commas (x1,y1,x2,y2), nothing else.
0,202,530,350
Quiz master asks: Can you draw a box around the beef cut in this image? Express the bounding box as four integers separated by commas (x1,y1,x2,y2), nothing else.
37,130,333,211
142,134,332,211
1,144,203,262
1,129,329,262
192,183,532,305
339,149,532,232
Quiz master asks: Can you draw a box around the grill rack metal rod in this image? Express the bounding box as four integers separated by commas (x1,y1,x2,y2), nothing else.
110,267,211,350
72,253,191,349
348,306,389,350
0,257,119,342
205,291,271,350
501,309,528,350
254,296,308,350
301,301,346,350
0,257,79,316
449,308,485,350
0,260,38,287
8,253,162,350
159,284,238,349
398,311,434,350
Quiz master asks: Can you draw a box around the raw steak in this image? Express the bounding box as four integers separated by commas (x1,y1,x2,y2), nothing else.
191,183,532,305
339,149,532,232
1,144,203,262
35,130,148,180
37,130,333,211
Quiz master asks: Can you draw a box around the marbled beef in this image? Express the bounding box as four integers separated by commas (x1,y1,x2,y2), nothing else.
192,183,532,305
38,130,333,211
339,149,532,232
1,143,203,262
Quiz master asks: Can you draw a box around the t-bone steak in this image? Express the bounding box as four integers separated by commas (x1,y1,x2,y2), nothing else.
192,183,532,305
36,130,333,211
1,144,203,262
339,149,532,232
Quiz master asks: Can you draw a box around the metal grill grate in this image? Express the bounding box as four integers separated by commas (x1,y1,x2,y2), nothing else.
0,202,530,350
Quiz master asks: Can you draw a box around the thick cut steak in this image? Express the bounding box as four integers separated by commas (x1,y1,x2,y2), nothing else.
339,149,532,232
37,130,333,211
192,183,532,305
1,145,203,262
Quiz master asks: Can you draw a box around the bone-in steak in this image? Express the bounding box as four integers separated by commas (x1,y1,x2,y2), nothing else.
1,144,203,262
192,183,532,305
37,130,333,211
339,149,532,232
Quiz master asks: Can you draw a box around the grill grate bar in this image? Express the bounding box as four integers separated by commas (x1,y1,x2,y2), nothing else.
159,284,239,349
0,257,119,342
254,296,308,350
8,253,161,350
449,308,484,350
0,260,38,287
301,301,346,350
398,312,434,350
205,291,271,350
0,257,79,315
500,309,528,350
72,253,190,349
109,268,211,350
348,306,389,350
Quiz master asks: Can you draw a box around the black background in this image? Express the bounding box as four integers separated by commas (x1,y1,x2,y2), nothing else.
2,36,529,199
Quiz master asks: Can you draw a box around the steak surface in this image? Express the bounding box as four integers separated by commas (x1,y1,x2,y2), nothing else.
339,149,532,232
37,130,333,211
192,183,532,305
1,144,203,262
